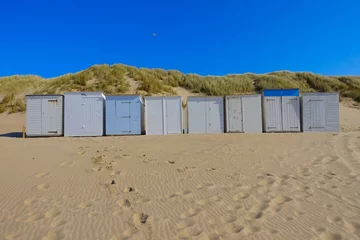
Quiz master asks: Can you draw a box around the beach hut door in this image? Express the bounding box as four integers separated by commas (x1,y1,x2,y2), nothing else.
281,96,300,131
82,97,95,133
165,98,180,134
43,98,58,134
116,100,131,133
264,97,282,131
227,97,243,132
310,99,325,131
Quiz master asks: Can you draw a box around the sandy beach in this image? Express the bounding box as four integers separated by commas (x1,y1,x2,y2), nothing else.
0,104,360,240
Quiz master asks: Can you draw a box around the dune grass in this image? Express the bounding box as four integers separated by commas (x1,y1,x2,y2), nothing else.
0,63,360,112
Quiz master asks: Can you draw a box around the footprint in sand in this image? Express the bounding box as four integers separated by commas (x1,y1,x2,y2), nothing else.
257,178,276,186
60,160,75,167
110,228,138,240
37,183,50,190
4,233,21,240
232,192,250,201
88,212,99,218
45,208,61,219
110,170,121,176
177,190,193,196
220,215,237,223
178,226,203,238
136,197,151,204
327,216,344,226
196,183,217,191
78,202,93,209
242,224,261,236
270,195,292,205
205,168,216,172
296,185,310,191
166,193,178,199
227,204,242,211
35,172,51,178
25,212,44,222
51,220,67,228
216,223,244,234
133,213,149,225
344,220,360,234
312,232,343,240
176,218,196,230
24,198,38,206
321,156,339,164
268,229,279,235
324,203,334,209
313,226,327,233
197,194,222,205
42,229,65,240
180,208,201,219
284,216,295,221
117,199,131,207
245,211,263,220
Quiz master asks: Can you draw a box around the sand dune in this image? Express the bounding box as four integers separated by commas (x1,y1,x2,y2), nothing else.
0,104,360,240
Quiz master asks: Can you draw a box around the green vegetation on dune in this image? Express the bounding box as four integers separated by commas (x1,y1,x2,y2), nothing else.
0,63,360,113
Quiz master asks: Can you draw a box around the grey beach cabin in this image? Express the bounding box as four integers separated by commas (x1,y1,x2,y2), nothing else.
25,95,64,137
301,92,339,132
262,89,301,132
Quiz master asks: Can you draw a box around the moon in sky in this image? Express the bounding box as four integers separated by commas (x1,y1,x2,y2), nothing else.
152,33,156,37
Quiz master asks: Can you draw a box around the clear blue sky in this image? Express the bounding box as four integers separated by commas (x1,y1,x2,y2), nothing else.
1,0,359,78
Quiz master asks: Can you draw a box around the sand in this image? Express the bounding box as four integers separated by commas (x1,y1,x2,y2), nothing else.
0,104,360,240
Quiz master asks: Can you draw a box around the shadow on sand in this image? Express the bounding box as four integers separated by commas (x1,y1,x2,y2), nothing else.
0,132,23,138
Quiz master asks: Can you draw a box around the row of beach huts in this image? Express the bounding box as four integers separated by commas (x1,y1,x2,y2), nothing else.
25,89,340,137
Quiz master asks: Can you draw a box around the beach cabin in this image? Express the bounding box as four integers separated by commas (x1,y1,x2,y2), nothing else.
105,95,144,135
262,89,301,132
25,95,64,137
144,96,182,135
64,92,105,137
301,92,339,132
225,94,263,133
187,96,224,134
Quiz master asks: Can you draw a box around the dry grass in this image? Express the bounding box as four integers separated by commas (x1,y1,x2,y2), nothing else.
0,64,359,112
